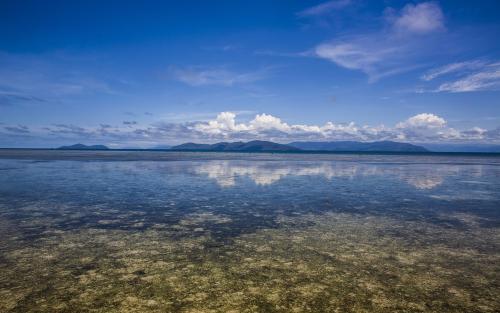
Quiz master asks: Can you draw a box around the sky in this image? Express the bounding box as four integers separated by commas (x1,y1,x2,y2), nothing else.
1,0,500,148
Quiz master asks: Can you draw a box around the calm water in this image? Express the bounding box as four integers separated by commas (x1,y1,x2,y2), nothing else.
0,151,499,312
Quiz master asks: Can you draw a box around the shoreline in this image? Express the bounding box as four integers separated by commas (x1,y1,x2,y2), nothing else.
1,147,500,156
0,149,500,164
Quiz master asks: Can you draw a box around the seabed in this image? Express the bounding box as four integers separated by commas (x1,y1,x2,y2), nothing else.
0,155,499,312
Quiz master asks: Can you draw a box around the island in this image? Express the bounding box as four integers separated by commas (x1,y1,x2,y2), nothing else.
57,144,109,150
288,140,428,152
170,140,429,152
171,140,300,152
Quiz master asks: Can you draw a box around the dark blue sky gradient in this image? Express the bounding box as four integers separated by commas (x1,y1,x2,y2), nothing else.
1,0,500,147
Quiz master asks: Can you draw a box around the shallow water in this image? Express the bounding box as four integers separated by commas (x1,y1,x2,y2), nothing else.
0,152,499,312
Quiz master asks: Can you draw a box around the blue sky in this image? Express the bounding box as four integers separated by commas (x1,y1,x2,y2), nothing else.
1,0,500,147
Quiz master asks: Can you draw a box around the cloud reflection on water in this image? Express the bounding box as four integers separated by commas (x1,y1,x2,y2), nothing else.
194,160,462,190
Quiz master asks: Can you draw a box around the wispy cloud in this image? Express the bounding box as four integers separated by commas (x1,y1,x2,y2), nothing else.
420,60,500,92
313,2,445,81
0,52,121,105
170,66,271,87
50,124,90,137
437,68,500,92
4,125,30,134
421,60,485,81
437,69,500,92
314,35,429,82
254,49,311,58
0,91,46,106
297,0,352,17
202,44,238,52
314,40,395,80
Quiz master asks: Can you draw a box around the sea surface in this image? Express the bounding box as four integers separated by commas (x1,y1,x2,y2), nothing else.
0,150,499,312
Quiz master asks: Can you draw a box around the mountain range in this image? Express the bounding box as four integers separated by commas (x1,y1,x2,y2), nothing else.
57,141,500,153
171,140,299,151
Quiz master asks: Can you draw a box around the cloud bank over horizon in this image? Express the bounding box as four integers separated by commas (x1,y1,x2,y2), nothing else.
1,111,498,148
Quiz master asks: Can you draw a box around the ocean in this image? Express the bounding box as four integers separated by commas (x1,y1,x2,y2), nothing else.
0,150,499,312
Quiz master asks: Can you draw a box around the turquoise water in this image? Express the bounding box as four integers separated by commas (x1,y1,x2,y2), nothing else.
0,152,499,312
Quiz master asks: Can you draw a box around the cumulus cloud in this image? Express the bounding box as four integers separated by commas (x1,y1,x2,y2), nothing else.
395,113,460,141
420,60,500,92
189,112,495,143
2,112,498,147
396,113,446,129
193,112,371,141
297,0,352,17
170,66,270,87
314,2,445,81
390,2,445,34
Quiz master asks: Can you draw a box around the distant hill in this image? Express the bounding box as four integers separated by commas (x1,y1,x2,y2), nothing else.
57,143,109,150
171,140,300,152
288,140,428,152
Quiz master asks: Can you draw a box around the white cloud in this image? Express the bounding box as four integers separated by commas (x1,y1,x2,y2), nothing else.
297,0,352,17
170,66,269,86
395,113,460,141
391,2,445,34
436,67,500,92
192,112,373,140
394,113,476,141
396,113,446,129
3,112,498,147
460,127,487,140
249,113,291,132
313,2,444,82
194,112,250,134
188,111,493,143
420,60,500,92
421,60,485,81
314,2,445,81
315,42,384,74
314,36,428,81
